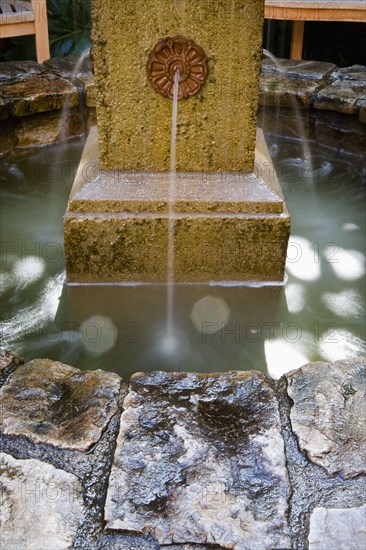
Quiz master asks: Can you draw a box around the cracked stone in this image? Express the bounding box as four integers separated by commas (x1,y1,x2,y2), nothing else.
260,72,321,108
105,371,291,549
331,64,366,82
0,451,85,549
262,58,336,80
308,504,366,550
0,73,79,117
43,55,93,79
314,80,366,114
0,358,123,451
286,357,366,478
0,60,45,82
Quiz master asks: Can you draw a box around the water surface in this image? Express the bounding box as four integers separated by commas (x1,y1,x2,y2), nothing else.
1,136,365,379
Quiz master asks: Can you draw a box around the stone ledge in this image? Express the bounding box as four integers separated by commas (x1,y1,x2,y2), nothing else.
0,351,365,549
0,57,365,158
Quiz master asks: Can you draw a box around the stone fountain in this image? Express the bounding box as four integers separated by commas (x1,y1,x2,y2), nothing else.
64,0,290,283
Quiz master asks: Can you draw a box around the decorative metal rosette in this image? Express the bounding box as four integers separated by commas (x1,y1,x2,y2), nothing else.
147,35,208,100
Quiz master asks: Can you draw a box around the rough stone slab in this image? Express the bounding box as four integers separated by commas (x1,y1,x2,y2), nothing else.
105,371,291,549
43,55,93,79
0,74,79,117
0,60,45,82
13,109,85,148
286,357,366,478
331,64,366,82
0,451,85,549
0,349,23,386
260,73,321,108
262,58,336,80
308,504,366,550
314,80,366,115
0,359,124,451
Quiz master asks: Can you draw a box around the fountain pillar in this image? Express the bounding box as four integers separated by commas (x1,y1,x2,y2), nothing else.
64,0,290,282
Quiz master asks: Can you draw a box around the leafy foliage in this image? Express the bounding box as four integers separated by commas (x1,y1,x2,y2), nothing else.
3,0,91,61
47,0,91,57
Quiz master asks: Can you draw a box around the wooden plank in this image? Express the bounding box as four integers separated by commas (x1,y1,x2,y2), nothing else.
290,20,305,59
265,2,366,22
0,20,34,37
32,0,50,62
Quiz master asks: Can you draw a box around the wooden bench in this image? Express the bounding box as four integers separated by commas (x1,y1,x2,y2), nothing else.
265,0,366,59
0,0,50,63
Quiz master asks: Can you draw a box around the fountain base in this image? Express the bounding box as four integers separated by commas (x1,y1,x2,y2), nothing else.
64,128,290,283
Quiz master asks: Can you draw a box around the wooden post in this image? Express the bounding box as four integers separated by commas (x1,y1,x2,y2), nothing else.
290,21,305,60
32,0,50,62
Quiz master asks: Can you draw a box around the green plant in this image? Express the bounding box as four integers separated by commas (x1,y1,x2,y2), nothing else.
47,0,91,57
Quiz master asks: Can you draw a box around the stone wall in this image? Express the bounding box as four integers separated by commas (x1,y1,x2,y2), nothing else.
1,350,365,549
0,57,365,159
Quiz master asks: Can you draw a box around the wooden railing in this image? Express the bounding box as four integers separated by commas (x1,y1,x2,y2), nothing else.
264,0,366,59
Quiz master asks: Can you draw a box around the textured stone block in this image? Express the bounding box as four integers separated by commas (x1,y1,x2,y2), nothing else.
0,73,79,117
64,128,290,283
105,371,291,549
309,505,366,550
260,73,321,108
0,452,85,549
286,357,366,478
314,80,366,115
0,359,124,451
92,0,264,172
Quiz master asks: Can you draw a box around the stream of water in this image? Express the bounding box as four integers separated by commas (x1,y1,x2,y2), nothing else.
164,70,180,353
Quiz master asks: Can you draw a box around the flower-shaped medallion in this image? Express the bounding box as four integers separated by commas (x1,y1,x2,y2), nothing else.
147,35,208,100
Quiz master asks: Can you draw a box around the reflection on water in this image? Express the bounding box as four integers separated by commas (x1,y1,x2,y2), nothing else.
0,137,365,379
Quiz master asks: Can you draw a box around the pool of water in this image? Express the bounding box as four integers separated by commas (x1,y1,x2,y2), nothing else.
1,136,365,379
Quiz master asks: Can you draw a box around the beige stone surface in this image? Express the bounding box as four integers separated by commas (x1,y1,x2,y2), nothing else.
92,0,264,172
0,452,85,550
64,210,290,283
309,505,366,550
0,359,123,451
286,357,366,478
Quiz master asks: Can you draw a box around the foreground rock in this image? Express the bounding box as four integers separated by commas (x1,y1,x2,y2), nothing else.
286,357,366,478
0,348,23,386
105,371,291,549
0,358,122,451
308,504,366,549
0,451,85,549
